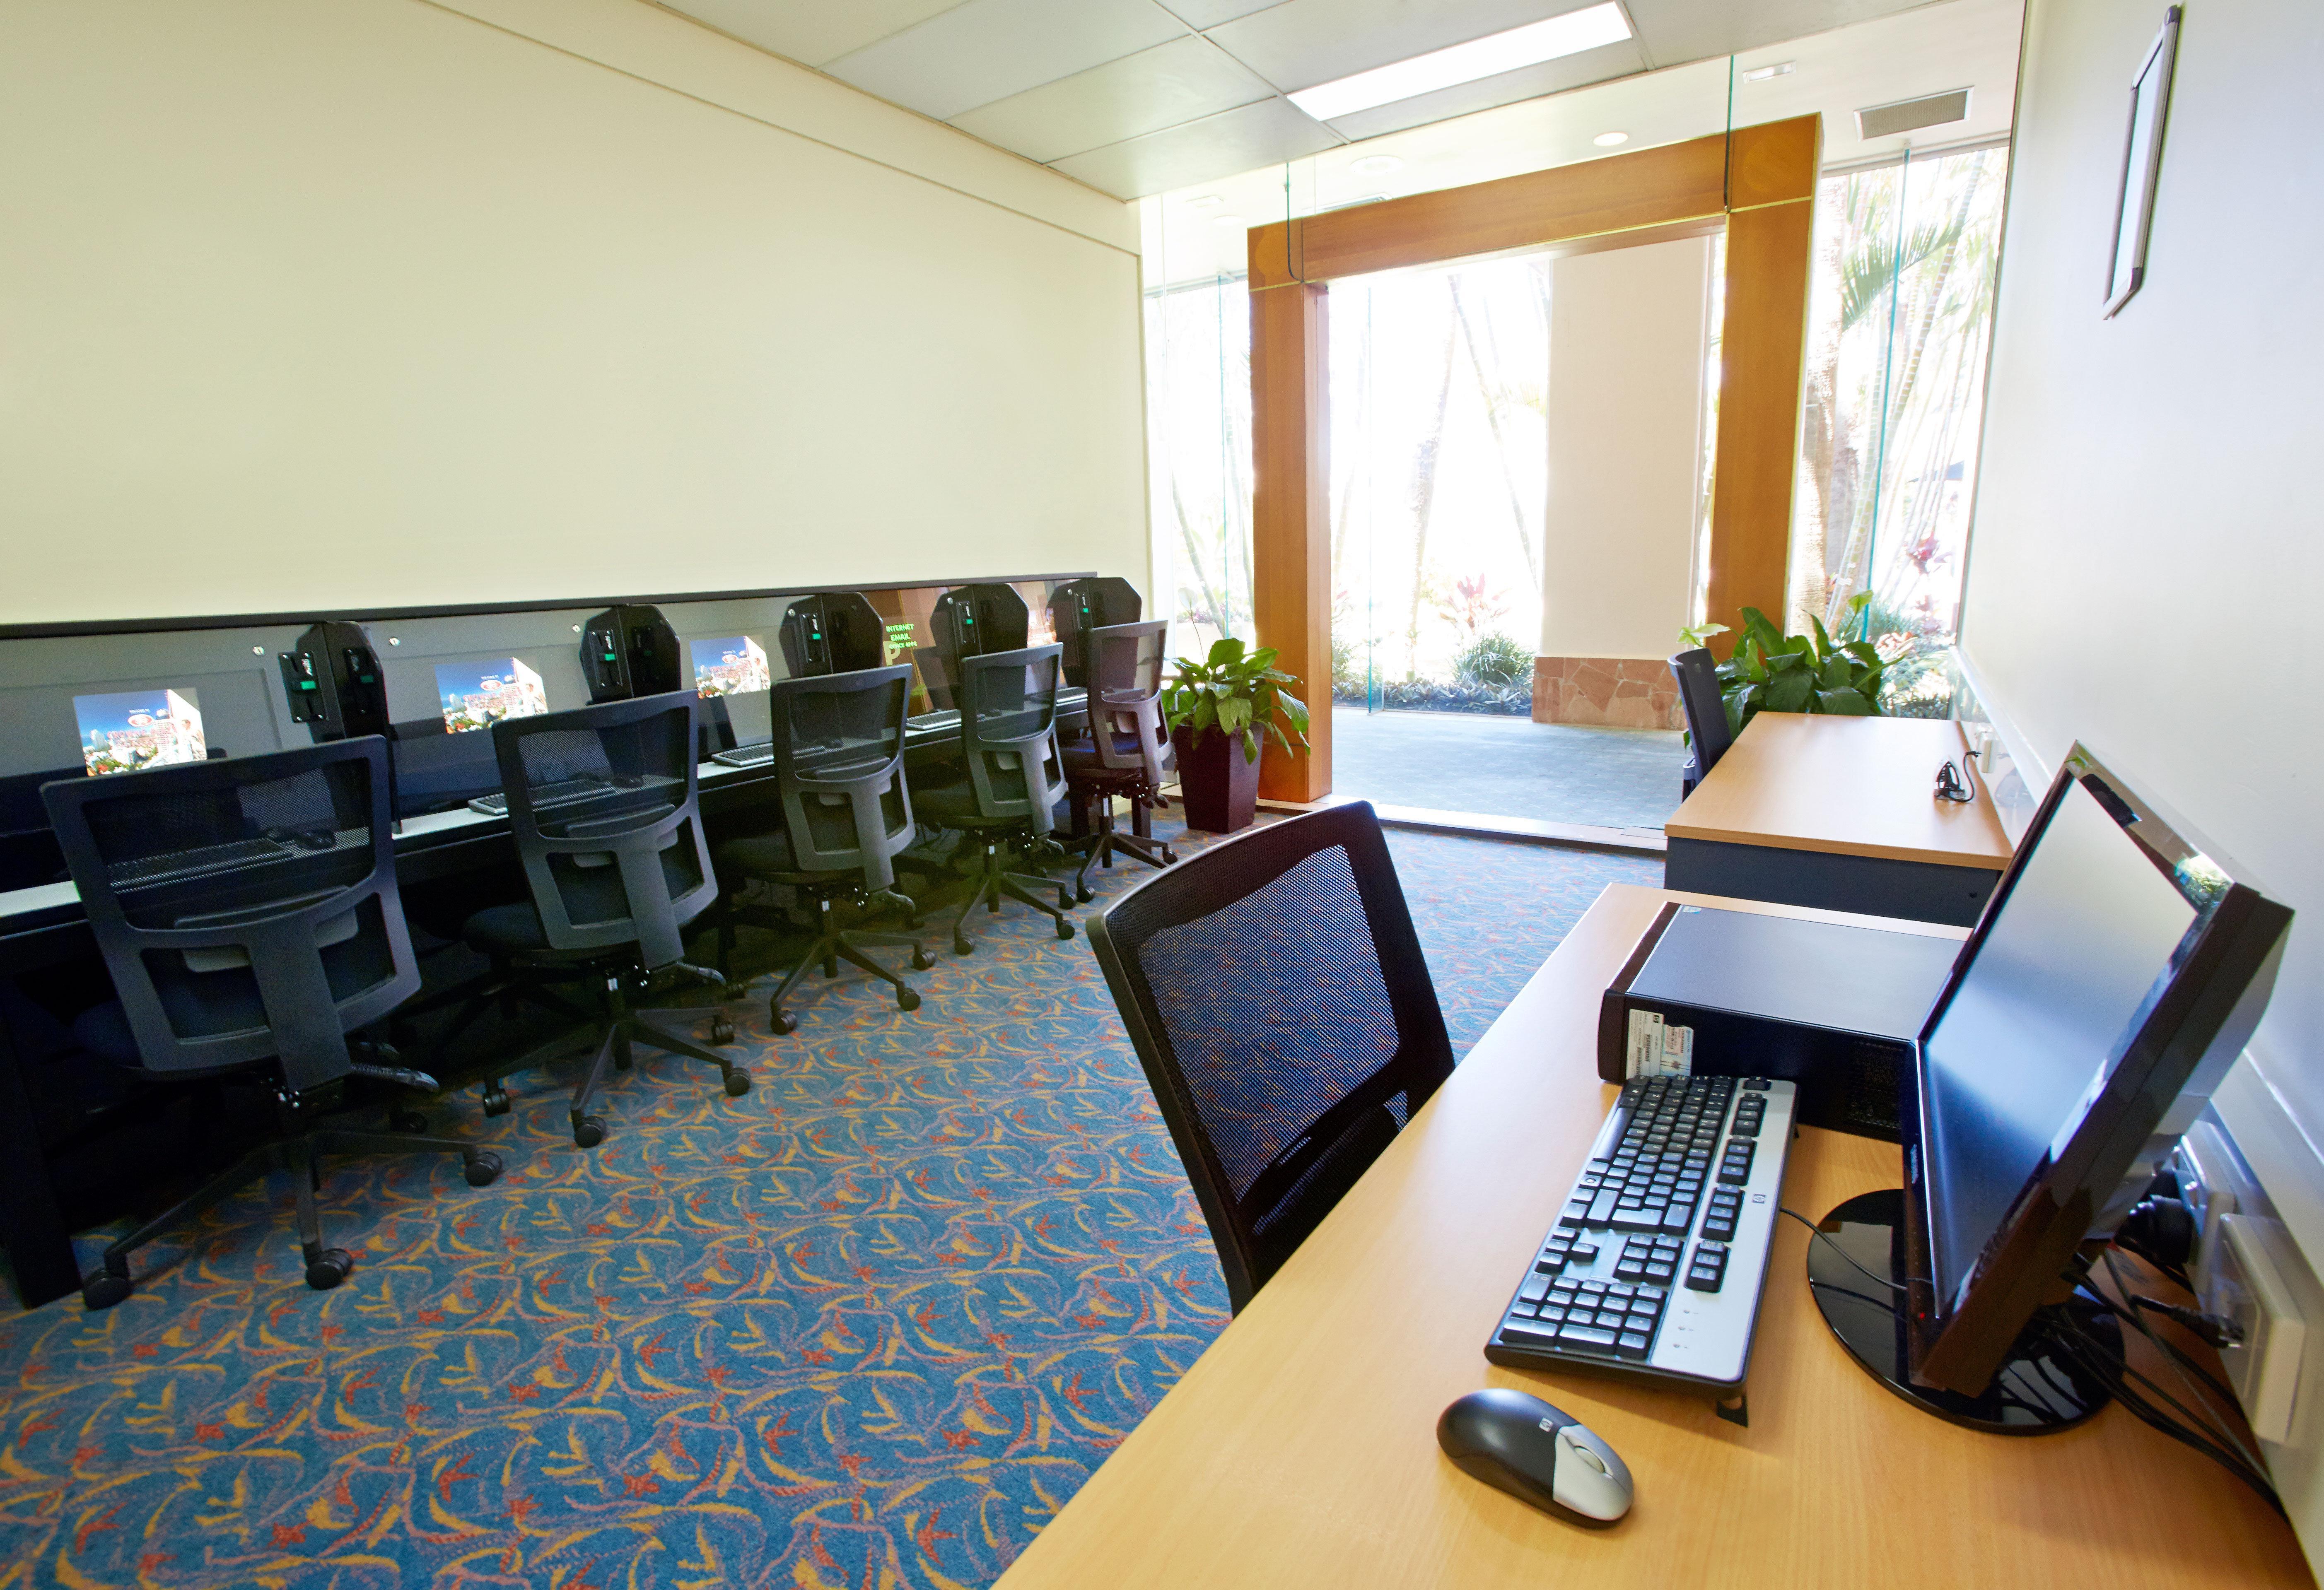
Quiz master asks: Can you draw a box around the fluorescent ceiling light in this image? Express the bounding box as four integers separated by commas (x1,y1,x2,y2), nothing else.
1184,192,1225,208
1350,154,1403,174
1593,130,1629,146
1213,214,1248,229
1741,61,1795,82
1286,3,1632,123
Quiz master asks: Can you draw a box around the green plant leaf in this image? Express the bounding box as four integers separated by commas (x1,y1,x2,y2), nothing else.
1817,687,1874,715
1766,649,1808,673
1207,636,1245,668
1819,655,1852,690
1764,669,1813,712
1216,696,1252,733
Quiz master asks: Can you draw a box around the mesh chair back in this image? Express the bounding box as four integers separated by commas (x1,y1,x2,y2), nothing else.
490,693,717,969
1088,802,1453,1311
1078,621,1172,787
770,665,915,887
40,737,415,1092
956,646,1068,823
1669,648,1732,777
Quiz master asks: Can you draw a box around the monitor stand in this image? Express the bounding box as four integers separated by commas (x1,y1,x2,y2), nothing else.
1808,1188,2118,1434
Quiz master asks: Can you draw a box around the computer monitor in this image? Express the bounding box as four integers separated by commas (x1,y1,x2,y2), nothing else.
1864,745,2291,1408
71,688,208,776
929,583,1028,665
778,592,886,677
1047,577,1141,687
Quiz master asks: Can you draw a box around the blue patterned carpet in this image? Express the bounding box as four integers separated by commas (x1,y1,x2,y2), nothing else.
0,818,1654,1589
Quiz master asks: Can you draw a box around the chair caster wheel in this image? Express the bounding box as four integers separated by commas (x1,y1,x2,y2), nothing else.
81,1270,132,1311
910,947,933,971
572,1115,607,1149
481,1086,512,1118
305,1249,354,1290
710,1017,736,1045
464,1152,504,1188
953,938,975,956
389,1108,429,1134
1162,848,1178,865
1055,919,1076,941
724,1069,752,1098
769,1007,797,1036
898,988,922,1012
1075,885,1095,903
722,983,749,1002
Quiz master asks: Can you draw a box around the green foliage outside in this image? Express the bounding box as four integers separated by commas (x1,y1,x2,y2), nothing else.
1453,631,1531,688
1161,637,1313,766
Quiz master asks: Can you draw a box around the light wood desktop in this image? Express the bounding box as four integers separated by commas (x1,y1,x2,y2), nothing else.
1665,714,2015,925
994,884,2310,1590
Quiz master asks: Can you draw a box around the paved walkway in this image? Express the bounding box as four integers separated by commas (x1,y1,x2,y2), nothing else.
1330,705,1684,831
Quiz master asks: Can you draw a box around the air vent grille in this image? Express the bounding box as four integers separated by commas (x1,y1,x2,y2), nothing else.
1856,88,1972,141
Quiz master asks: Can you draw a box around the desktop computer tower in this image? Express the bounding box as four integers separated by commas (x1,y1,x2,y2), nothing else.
580,605,680,701
1597,903,1960,1141
277,621,389,742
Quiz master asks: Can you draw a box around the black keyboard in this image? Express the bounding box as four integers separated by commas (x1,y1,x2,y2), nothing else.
906,711,960,732
711,742,774,769
108,836,288,889
1485,1073,1795,1392
466,776,610,816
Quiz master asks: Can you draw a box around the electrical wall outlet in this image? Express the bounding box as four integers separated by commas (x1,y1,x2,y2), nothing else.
2206,1213,2307,1444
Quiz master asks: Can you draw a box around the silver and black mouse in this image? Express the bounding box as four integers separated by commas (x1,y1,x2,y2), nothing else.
1436,1388,1634,1523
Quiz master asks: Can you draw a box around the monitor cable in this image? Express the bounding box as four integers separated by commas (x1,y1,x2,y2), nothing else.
1779,1206,1907,1294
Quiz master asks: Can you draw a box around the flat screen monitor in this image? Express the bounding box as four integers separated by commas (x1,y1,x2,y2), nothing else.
72,688,208,776
1902,744,2292,1395
690,636,771,698
434,659,548,735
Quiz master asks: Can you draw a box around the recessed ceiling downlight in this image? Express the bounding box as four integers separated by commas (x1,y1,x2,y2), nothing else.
1350,154,1403,175
1593,131,1629,147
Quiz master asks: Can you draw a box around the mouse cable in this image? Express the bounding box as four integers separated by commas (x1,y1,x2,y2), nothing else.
1779,1207,1906,1293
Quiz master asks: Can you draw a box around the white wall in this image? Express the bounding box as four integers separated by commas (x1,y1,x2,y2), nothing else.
1965,0,2324,1549
1538,235,1712,659
0,0,1147,624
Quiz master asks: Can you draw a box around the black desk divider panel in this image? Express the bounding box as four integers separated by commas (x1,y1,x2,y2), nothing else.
0,573,1087,852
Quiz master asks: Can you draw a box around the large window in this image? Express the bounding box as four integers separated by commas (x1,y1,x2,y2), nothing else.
1791,144,2010,714
1144,274,1253,658
1329,253,1551,714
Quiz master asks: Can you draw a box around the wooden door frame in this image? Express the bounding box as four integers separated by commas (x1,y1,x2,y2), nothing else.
1247,115,1821,801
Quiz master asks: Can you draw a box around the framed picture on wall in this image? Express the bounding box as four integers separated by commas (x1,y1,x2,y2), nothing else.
2103,6,2182,318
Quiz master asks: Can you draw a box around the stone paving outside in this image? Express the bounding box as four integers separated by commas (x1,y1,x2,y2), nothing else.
1330,705,1685,832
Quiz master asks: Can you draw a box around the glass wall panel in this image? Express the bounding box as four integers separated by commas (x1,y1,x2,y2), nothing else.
1790,143,2010,716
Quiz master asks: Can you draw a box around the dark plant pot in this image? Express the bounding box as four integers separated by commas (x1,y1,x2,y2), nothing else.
1172,726,1261,834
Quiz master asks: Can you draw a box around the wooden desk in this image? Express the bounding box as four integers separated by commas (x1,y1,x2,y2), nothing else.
995,884,2310,1590
1665,713,2013,925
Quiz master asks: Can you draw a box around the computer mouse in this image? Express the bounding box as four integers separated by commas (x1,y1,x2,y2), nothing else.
1436,1388,1633,1523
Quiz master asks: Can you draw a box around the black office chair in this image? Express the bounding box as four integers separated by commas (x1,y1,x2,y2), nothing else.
1062,621,1177,901
1087,802,1453,1313
1669,647,1733,800
714,666,931,1034
912,645,1077,952
434,694,747,1148
41,738,502,1308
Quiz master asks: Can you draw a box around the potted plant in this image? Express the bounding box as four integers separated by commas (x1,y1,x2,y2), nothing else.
1159,637,1310,834
1682,592,1889,740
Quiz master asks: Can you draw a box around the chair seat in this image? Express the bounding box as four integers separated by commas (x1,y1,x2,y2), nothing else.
461,901,590,958
913,777,1021,827
715,828,855,885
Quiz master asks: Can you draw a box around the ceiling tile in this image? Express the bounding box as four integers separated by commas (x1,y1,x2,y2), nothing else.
1204,0,1605,93
823,0,1192,121
950,36,1276,163
1626,0,1922,70
657,0,972,68
1158,0,1287,27
1319,37,1646,139
1050,97,1341,198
